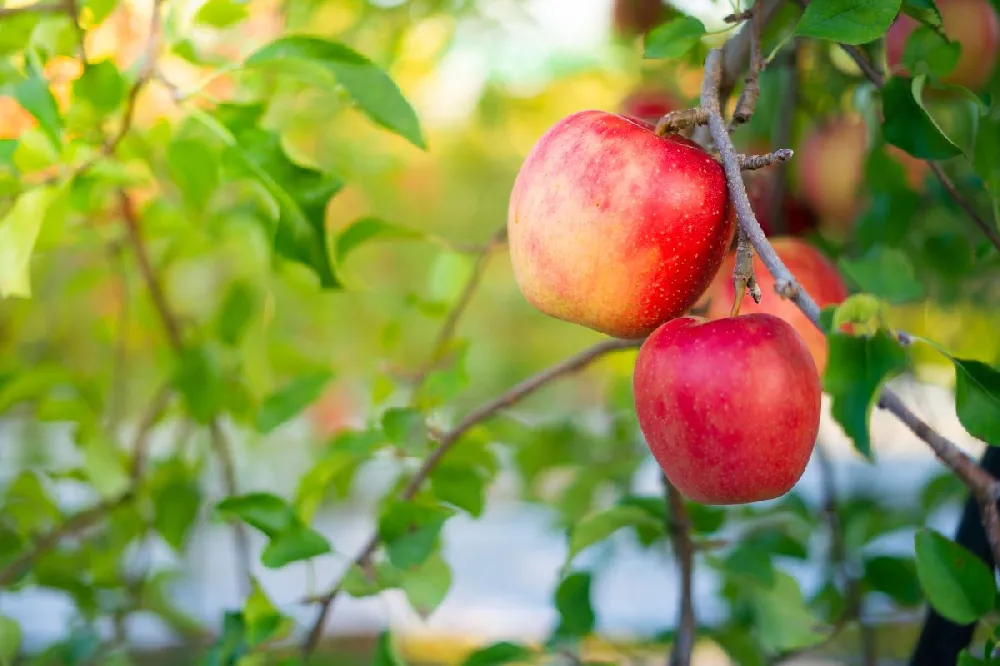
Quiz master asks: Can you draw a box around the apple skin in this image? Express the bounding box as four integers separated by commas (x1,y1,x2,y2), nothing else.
705,237,848,374
632,313,822,505
885,0,1000,91
619,87,681,125
796,116,927,239
507,110,737,339
612,0,667,38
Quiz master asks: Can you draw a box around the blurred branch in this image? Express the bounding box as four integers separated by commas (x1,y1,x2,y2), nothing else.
664,475,696,666
301,337,643,658
834,42,1000,254
409,226,508,400
730,3,764,127
767,41,800,235
738,149,793,170
699,44,1000,563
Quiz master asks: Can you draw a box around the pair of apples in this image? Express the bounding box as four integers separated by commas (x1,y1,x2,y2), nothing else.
507,110,849,505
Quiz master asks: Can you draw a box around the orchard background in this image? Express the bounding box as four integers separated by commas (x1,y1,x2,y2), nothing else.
1,0,1000,664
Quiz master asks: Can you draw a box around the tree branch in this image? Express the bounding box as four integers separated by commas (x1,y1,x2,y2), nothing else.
664,475,696,666
730,3,764,127
301,337,643,658
699,46,1000,565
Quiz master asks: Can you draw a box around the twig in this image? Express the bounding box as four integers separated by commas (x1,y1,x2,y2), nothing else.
730,230,761,315
409,227,507,400
655,108,710,135
737,149,793,170
699,46,1000,565
301,337,643,658
664,475,696,666
0,1,62,17
730,4,763,127
834,43,1000,254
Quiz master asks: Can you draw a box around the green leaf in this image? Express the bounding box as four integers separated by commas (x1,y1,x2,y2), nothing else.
720,545,775,588
333,217,425,267
900,0,943,28
553,572,595,639
831,293,887,332
0,183,64,298
957,650,988,666
260,523,331,568
194,0,249,27
167,134,219,213
914,527,996,624
902,26,961,80
642,17,706,59
381,407,428,454
952,359,1000,446
429,463,488,517
216,280,259,345
881,76,963,160
750,571,830,651
255,370,334,434
795,0,901,44
9,61,62,148
4,469,61,534
72,59,125,114
244,36,426,150
151,463,201,551
400,552,452,618
214,492,294,538
78,430,130,498
0,615,20,666
373,630,407,666
838,247,924,303
378,499,454,569
864,555,923,606
461,642,533,666
972,109,1000,226
566,506,662,564
243,579,291,647
823,329,908,460
172,347,225,424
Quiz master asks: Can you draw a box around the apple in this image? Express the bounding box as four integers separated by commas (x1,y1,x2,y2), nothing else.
632,313,822,505
744,167,818,237
619,86,681,125
612,0,667,38
886,0,1000,91
704,237,848,374
507,110,737,339
796,115,927,239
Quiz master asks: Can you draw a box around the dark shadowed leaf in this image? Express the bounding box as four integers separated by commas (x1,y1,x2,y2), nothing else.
951,359,1000,446
864,555,924,606
902,26,961,80
261,523,331,568
972,110,1000,228
461,641,533,666
553,572,595,639
823,329,908,460
721,545,775,588
244,36,426,149
795,0,901,44
643,17,706,59
881,76,963,160
838,246,924,303
914,527,995,623
566,505,662,563
255,370,333,434
901,0,943,27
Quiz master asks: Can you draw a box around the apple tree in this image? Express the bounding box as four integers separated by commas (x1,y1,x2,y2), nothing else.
0,0,1000,665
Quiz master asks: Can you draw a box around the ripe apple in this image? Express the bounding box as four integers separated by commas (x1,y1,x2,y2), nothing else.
796,115,927,239
632,313,821,504
704,237,848,374
744,167,818,237
507,110,737,339
612,0,667,38
619,86,681,125
885,0,1000,91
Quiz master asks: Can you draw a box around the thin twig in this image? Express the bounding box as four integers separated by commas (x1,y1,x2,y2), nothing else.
737,149,793,171
656,108,710,135
409,227,507,400
301,337,643,658
699,46,1000,565
664,475,696,666
834,43,1000,254
731,4,763,127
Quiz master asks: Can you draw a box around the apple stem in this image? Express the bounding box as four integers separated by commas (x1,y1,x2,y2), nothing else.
654,108,710,135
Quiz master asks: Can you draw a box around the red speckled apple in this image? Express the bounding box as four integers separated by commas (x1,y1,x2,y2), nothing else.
507,110,737,339
704,237,849,374
796,115,927,239
886,0,999,91
632,313,821,505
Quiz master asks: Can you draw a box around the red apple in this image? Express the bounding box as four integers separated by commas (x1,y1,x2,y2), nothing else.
619,86,681,125
796,115,927,239
507,110,737,339
704,237,849,374
885,0,1000,91
632,313,821,505
744,167,818,237
612,0,667,38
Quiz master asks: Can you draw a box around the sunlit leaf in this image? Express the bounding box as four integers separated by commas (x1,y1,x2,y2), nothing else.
902,26,961,80
381,407,428,454
333,217,425,267
243,579,292,647
255,370,334,434
260,522,331,568
643,17,706,59
0,183,64,298
8,60,62,148
195,0,249,28
373,630,407,666
795,0,901,44
400,551,452,618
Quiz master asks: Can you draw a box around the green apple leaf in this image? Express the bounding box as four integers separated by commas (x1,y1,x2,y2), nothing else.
333,217,426,267
194,0,249,27
823,329,908,460
837,247,925,303
643,17,706,60
900,0,943,28
378,498,454,569
749,571,831,651
381,407,429,455
216,280,259,346
902,26,961,80
243,579,292,647
552,571,595,639
152,470,202,552
167,132,220,214
461,642,533,666
795,0,901,44
566,505,663,564
260,522,331,568
951,359,1000,446
255,370,334,434
214,492,295,539
914,527,996,624
244,36,426,150
9,60,62,148
373,630,408,666
881,75,964,160
863,555,924,606
972,109,1000,229
430,463,489,517
400,551,452,618
0,183,65,299
0,615,21,666
73,59,126,114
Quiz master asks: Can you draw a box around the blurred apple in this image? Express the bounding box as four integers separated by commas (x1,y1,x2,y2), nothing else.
619,86,682,125
612,0,667,38
307,384,360,439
